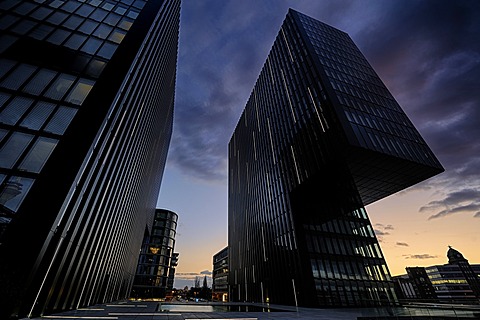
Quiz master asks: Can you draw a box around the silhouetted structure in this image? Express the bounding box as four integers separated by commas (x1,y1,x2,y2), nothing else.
228,9,443,308
0,0,180,317
394,247,480,304
212,246,229,302
131,209,178,300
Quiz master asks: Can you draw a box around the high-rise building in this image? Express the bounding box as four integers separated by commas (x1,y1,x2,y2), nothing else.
0,0,180,317
212,246,229,302
228,9,443,308
130,209,178,300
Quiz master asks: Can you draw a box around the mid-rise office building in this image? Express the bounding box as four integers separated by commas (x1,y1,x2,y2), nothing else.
228,9,443,308
0,0,180,317
212,246,229,302
131,209,178,300
394,247,480,304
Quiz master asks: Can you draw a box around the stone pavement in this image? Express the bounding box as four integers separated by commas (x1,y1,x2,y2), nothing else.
27,300,480,320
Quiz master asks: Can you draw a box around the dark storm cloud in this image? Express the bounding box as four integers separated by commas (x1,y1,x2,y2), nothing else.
170,0,480,221
353,1,480,194
403,254,438,260
419,189,480,219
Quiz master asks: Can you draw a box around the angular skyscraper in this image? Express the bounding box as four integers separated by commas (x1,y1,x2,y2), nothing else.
228,9,443,308
0,0,180,318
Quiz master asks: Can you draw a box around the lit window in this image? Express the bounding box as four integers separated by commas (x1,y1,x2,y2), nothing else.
65,78,94,105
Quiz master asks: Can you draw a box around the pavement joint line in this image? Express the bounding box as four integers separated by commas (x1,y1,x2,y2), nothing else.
42,316,118,319
108,312,181,316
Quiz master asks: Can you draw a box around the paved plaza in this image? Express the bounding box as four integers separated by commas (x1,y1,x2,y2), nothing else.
26,300,480,320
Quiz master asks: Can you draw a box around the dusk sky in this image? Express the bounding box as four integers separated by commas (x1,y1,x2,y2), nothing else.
156,0,480,289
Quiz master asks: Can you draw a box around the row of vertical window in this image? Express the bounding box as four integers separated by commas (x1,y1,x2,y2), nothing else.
343,106,421,144
314,279,395,306
322,60,391,101
338,93,409,128
311,258,390,281
306,233,383,260
1,61,94,105
349,121,438,167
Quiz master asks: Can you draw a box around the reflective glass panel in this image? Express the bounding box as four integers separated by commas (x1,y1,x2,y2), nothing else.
44,74,75,100
44,106,77,135
20,101,56,130
97,42,116,59
81,37,102,54
19,137,58,173
23,69,57,95
0,176,35,213
65,79,94,105
0,64,36,90
0,96,33,125
0,132,33,168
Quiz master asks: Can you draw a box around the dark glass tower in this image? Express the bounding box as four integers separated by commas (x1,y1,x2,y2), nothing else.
131,209,178,300
228,9,443,308
0,0,180,318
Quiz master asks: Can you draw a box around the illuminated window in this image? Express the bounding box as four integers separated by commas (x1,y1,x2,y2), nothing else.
65,78,94,105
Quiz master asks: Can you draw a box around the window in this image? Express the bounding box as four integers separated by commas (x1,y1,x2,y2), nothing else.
0,132,34,168
23,69,57,95
90,8,108,22
30,24,54,40
44,106,77,135
61,1,81,13
11,19,37,35
104,12,121,26
47,11,68,25
85,59,106,78
19,137,58,173
0,96,33,125
97,42,117,59
0,176,35,213
64,15,84,30
45,74,75,100
108,29,125,43
93,24,112,38
1,64,36,90
47,28,70,45
81,37,102,55
0,59,15,80
31,7,53,21
65,78,94,105
64,33,87,50
79,19,98,34
20,101,56,130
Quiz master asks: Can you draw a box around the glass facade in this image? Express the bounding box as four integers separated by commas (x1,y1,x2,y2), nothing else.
212,246,229,302
0,0,180,318
131,209,178,300
228,9,443,308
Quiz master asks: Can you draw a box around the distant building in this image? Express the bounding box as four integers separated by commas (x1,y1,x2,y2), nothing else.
406,267,437,302
392,274,417,300
167,252,179,290
228,8,443,308
130,209,178,300
394,247,480,304
0,0,180,317
212,247,228,302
